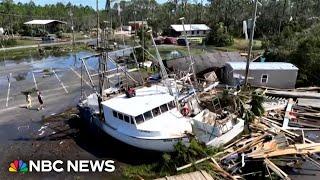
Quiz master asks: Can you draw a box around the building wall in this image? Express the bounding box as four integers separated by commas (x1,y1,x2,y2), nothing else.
186,30,209,36
170,30,210,37
223,65,298,89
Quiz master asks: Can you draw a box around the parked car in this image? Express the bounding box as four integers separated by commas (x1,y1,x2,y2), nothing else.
42,35,56,42
177,38,190,46
163,37,177,44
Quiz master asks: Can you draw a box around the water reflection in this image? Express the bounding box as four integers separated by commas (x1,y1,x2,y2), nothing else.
0,51,116,71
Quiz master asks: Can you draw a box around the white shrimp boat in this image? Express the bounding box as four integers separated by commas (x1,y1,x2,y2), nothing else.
78,84,193,152
192,109,244,147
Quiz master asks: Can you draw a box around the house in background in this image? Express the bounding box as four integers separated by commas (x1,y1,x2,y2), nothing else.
128,21,148,33
169,24,211,37
24,20,67,34
223,62,298,89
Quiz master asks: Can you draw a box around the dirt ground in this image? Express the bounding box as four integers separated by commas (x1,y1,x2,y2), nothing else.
0,108,162,179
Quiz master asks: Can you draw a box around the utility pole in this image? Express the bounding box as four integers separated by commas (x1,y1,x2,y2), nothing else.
69,8,75,47
96,0,100,48
244,0,258,86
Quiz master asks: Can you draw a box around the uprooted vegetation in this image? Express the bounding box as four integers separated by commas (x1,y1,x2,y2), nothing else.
199,87,266,126
123,88,267,179
123,138,223,179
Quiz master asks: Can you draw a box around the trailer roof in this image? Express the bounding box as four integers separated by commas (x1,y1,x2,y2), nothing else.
24,20,67,25
226,62,298,70
170,24,210,32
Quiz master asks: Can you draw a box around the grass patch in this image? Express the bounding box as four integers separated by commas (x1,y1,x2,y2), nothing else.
16,39,37,46
228,38,262,51
204,38,263,52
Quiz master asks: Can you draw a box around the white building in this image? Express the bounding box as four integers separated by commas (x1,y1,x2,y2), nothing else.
170,24,211,37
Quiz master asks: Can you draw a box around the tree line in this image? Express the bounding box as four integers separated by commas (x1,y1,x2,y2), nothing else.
0,0,319,37
1,0,320,86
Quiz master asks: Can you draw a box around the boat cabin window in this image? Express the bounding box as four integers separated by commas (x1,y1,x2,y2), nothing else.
112,110,118,118
118,113,124,120
144,111,152,121
152,107,161,117
168,101,175,110
160,104,169,113
135,115,144,124
124,115,130,123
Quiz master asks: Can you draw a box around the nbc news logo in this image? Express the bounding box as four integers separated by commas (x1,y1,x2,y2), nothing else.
9,159,115,173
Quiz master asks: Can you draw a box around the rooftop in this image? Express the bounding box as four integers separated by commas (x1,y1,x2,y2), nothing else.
101,85,175,117
24,20,67,25
226,62,299,70
170,24,211,32
166,52,246,73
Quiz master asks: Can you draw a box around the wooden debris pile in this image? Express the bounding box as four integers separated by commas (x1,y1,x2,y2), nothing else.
177,87,320,179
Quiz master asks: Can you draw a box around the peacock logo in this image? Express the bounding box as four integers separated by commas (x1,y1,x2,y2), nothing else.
9,160,28,173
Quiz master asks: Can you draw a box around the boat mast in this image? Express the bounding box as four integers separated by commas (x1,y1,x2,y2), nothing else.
179,17,199,102
149,30,180,109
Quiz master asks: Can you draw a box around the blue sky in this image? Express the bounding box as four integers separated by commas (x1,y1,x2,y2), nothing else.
14,0,167,8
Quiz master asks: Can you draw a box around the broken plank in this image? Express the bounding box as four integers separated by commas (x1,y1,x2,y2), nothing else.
283,98,294,128
261,117,315,143
248,143,320,158
210,158,236,180
304,156,320,170
264,158,290,180
267,90,320,99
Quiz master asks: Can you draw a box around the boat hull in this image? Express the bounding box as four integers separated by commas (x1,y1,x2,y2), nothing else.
78,105,189,152
206,119,244,147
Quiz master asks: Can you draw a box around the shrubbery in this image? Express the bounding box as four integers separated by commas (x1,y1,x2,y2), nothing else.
206,23,234,47
0,39,17,47
264,23,320,86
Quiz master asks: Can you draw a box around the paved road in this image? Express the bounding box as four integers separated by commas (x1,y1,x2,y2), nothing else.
0,38,95,52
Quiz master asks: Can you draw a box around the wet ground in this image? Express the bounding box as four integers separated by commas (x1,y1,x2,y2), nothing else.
0,108,162,179
0,48,161,179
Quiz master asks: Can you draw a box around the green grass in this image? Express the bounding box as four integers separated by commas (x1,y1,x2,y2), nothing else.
16,39,37,46
61,32,90,40
210,38,262,52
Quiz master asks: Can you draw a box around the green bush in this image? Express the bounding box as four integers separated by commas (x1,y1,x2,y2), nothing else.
0,39,17,47
206,23,234,47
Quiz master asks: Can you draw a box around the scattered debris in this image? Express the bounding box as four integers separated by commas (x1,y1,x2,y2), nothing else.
38,125,47,132
170,86,320,179
38,131,45,136
155,170,214,180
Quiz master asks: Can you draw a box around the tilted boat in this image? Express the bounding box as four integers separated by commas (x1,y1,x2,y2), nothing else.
192,109,244,147
78,84,193,152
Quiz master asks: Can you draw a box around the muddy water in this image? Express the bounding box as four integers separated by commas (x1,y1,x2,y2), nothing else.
0,51,116,87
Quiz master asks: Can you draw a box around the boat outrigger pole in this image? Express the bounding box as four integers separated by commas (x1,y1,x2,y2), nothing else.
149,29,181,109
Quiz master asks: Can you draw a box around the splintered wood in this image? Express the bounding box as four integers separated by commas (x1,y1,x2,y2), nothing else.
176,87,320,180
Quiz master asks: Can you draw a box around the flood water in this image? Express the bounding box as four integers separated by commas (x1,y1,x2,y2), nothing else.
0,51,115,71
0,51,117,83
